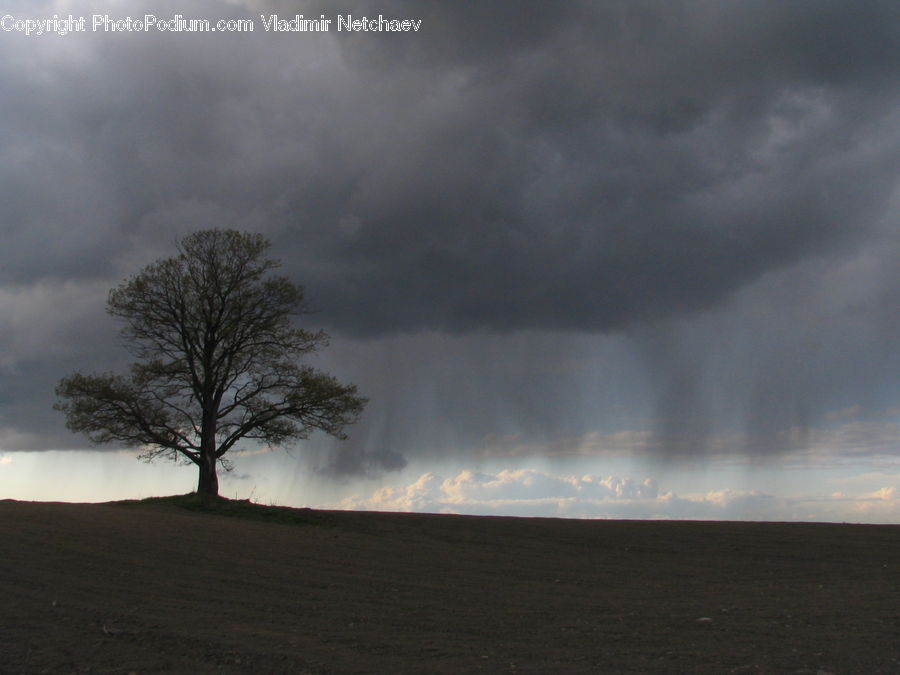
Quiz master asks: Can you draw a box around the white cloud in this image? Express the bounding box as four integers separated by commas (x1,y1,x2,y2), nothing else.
341,469,660,516
870,486,896,500
333,468,900,523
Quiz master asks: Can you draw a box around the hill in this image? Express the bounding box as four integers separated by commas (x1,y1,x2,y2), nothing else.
1,497,897,673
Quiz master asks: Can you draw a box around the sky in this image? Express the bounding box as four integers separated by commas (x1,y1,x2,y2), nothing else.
1,0,900,522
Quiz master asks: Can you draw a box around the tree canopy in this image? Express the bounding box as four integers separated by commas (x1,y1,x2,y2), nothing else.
55,229,366,496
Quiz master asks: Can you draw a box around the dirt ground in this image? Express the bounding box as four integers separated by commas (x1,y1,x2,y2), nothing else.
1,499,898,674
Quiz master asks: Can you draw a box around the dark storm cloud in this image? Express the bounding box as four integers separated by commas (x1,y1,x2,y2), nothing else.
304,0,900,335
2,0,899,469
2,0,898,334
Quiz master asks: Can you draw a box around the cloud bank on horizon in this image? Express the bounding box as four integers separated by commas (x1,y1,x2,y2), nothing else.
1,0,899,483
335,467,900,524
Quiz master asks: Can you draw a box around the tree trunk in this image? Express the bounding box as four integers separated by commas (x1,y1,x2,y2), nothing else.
197,451,219,497
197,402,219,497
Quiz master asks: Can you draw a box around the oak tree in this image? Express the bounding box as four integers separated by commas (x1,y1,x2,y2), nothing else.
55,229,366,497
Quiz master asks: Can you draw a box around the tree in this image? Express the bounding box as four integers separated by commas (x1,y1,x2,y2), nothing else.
55,229,366,497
